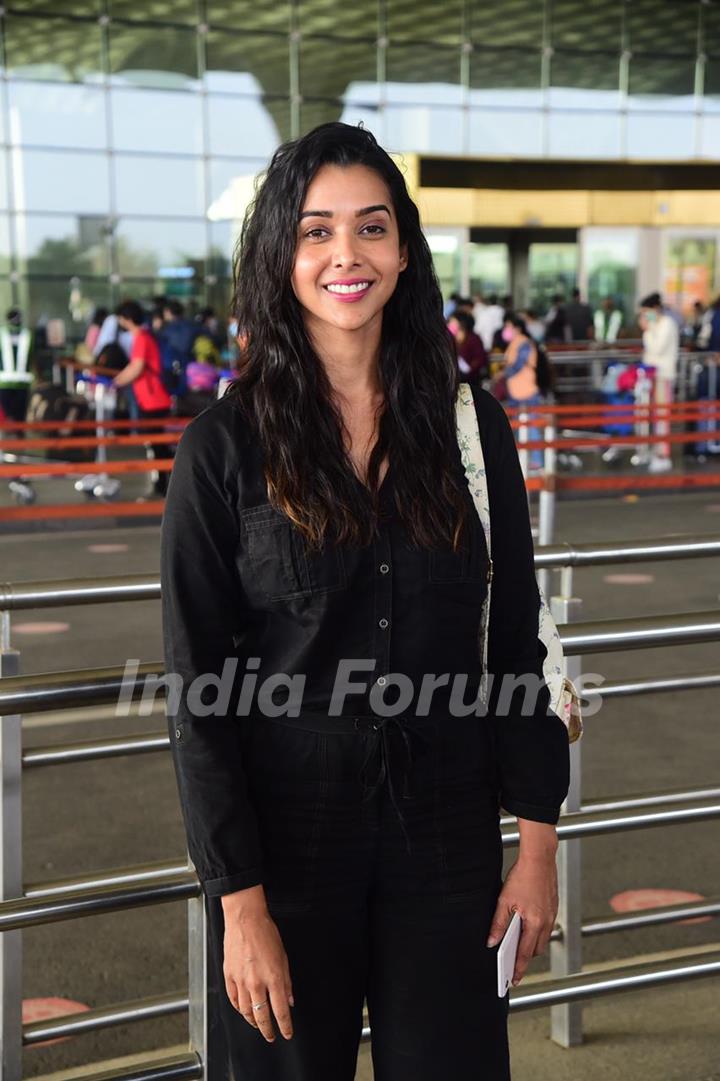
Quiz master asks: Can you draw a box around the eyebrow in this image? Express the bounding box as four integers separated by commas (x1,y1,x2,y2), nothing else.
298,204,391,221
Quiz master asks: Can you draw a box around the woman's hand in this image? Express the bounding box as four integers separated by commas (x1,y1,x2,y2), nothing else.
486,850,559,987
222,887,294,1043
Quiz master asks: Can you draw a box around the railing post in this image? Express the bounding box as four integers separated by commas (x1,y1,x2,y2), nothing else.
550,571,584,1047
518,409,529,481
0,610,23,1081
537,418,556,598
188,877,228,1078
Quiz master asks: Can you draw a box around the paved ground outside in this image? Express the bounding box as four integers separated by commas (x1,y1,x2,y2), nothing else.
1,488,718,1079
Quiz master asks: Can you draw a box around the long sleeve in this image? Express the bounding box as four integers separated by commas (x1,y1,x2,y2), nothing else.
475,390,570,824
161,409,264,897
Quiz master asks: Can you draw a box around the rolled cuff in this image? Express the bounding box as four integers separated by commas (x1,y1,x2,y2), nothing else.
201,867,264,898
500,797,561,825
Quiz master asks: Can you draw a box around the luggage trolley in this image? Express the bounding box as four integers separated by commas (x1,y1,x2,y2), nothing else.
73,371,122,500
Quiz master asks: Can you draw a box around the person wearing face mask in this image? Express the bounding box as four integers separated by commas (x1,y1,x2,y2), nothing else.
639,292,679,473
498,313,547,471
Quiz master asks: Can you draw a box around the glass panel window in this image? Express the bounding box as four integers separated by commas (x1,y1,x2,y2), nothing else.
6,1,101,14
115,217,207,278
111,89,204,154
387,0,463,44
8,82,107,150
385,104,464,153
699,114,720,157
11,149,111,213
114,155,205,216
548,50,621,108
297,0,374,37
207,158,267,215
625,112,696,158
15,213,109,275
109,0,200,23
626,0,700,56
664,237,717,316
208,0,290,34
209,221,239,280
117,274,206,311
549,0,623,52
4,15,104,83
469,49,542,107
0,216,11,275
205,32,290,95
628,55,697,107
386,44,463,105
583,227,638,322
470,0,544,49
300,38,378,101
206,95,284,157
17,277,111,333
703,56,720,109
468,109,543,156
468,242,510,299
425,232,462,297
546,110,622,158
528,243,578,313
109,24,200,88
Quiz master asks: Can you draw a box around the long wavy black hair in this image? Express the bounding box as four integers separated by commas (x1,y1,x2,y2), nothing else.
228,121,467,551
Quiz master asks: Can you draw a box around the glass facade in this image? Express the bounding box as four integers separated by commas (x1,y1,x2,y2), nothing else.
0,0,717,328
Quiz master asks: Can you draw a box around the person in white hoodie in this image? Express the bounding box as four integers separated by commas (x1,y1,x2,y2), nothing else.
639,292,679,472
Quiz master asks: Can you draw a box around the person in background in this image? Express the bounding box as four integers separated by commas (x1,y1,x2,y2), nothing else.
443,290,461,319
84,307,108,355
93,306,133,366
544,294,570,344
113,299,173,496
698,295,720,351
160,299,199,397
520,307,545,343
447,309,488,385
564,288,594,342
0,308,33,421
639,292,679,473
594,296,623,343
498,311,545,470
475,292,505,352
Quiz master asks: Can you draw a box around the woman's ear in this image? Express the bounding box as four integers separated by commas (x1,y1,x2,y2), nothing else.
399,244,408,272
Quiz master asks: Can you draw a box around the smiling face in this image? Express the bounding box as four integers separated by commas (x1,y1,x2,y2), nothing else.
291,163,407,340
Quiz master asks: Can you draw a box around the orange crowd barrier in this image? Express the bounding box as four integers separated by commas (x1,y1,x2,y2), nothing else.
519,430,720,451
0,500,165,522
0,417,190,432
0,459,174,479
0,433,181,451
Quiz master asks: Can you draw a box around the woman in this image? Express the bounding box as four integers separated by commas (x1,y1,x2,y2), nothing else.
499,312,546,471
447,308,489,385
161,123,570,1081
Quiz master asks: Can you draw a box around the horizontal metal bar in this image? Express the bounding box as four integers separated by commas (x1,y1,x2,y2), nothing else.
29,1051,202,1081
23,859,192,900
501,794,720,846
0,663,162,716
0,868,199,931
511,948,720,1010
23,731,169,767
24,993,188,1045
535,533,720,569
0,535,718,617
586,671,720,698
582,898,720,936
0,574,160,611
559,610,720,655
500,785,720,829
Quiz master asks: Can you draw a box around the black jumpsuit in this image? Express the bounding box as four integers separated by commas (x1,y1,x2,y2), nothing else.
161,388,570,1081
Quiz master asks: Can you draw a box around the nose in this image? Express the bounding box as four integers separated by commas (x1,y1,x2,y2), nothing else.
331,229,361,269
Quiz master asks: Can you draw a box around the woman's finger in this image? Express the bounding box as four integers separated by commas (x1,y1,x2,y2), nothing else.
249,994,275,1043
513,919,541,984
268,979,294,1041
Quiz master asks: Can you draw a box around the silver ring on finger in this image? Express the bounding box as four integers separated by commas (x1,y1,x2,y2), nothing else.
252,998,269,1011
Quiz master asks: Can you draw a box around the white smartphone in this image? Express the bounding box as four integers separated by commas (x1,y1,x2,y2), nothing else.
497,911,522,997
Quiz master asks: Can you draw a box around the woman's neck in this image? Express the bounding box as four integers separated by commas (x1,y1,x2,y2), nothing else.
307,319,384,407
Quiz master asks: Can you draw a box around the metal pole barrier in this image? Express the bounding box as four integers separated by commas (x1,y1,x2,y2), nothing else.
537,417,556,598
518,409,529,480
188,882,228,1079
631,370,652,467
0,609,23,1081
550,567,584,1047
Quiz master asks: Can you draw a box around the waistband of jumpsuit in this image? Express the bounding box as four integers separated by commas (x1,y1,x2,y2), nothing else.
249,710,441,854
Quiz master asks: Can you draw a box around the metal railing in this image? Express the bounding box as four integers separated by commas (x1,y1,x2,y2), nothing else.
1,534,719,1078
